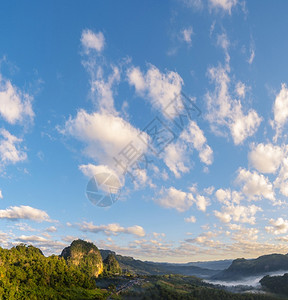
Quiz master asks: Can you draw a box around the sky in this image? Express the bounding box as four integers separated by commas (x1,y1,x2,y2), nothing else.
1,0,288,263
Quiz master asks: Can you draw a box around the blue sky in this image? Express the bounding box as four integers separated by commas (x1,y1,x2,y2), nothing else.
1,0,288,263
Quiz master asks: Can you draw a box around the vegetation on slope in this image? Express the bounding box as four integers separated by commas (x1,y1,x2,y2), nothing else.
61,239,103,278
213,254,288,280
260,273,288,296
121,274,279,300
103,253,122,276
0,243,108,299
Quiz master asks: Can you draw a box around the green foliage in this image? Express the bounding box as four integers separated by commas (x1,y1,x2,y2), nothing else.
61,239,103,278
103,254,122,276
0,244,108,299
121,274,279,300
260,273,288,296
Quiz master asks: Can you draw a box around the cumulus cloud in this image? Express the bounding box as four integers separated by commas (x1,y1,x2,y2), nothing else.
274,157,288,197
215,188,242,206
45,226,57,233
265,218,288,235
156,187,194,212
248,143,284,174
271,83,288,141
79,221,145,237
0,129,27,168
181,120,213,165
79,163,122,181
90,65,120,115
185,216,196,223
81,29,105,53
231,227,259,242
127,64,183,115
61,109,148,163
162,120,213,178
196,194,210,212
0,205,51,222
205,47,261,145
214,204,262,224
163,142,189,178
236,168,275,201
155,186,210,213
0,74,34,125
209,0,237,14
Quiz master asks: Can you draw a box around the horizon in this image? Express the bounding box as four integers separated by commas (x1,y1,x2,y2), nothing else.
1,1,288,263
1,238,286,265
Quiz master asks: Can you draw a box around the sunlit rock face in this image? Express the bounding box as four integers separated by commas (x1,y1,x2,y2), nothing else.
61,239,103,277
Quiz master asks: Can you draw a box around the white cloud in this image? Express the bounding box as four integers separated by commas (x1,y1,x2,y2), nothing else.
182,27,194,45
0,74,34,124
215,188,242,206
236,168,275,201
181,121,213,165
209,0,237,14
271,83,288,141
79,163,122,181
90,65,120,115
155,186,210,213
248,143,284,174
163,121,213,178
0,190,2,199
61,109,148,163
45,226,57,233
205,64,262,145
0,205,51,222
127,64,183,115
81,29,105,53
230,106,262,145
274,157,288,197
235,82,246,98
231,227,259,242
265,218,288,235
127,67,145,92
0,129,27,168
156,187,194,212
185,216,196,223
196,194,210,212
163,142,189,178
17,235,49,243
214,204,262,224
79,221,145,237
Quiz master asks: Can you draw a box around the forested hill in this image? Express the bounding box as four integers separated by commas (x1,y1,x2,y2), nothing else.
0,240,120,299
213,253,288,280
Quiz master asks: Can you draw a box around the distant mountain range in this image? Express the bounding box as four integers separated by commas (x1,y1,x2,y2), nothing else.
100,249,230,278
212,253,288,281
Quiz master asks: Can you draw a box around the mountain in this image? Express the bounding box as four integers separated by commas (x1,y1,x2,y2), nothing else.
146,259,233,271
100,249,219,277
0,243,104,299
213,253,288,280
61,239,103,277
103,253,122,275
185,259,233,270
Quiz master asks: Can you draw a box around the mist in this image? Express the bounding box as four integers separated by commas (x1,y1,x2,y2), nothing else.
205,270,288,288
